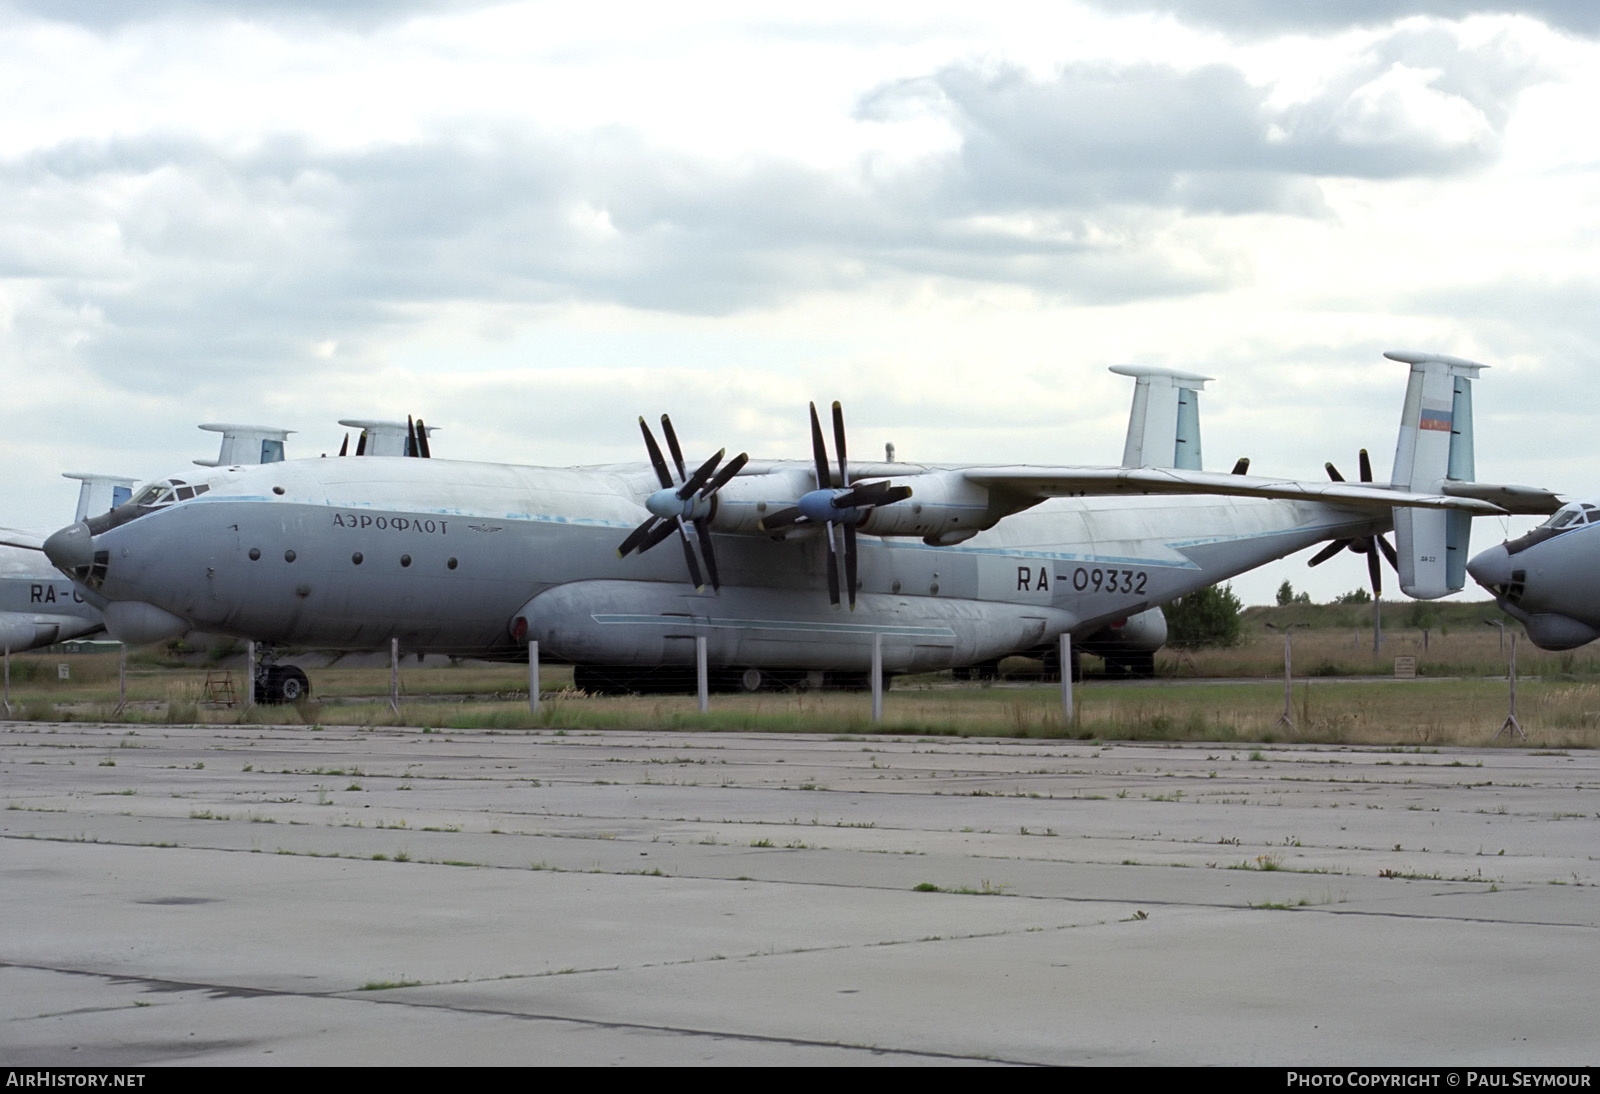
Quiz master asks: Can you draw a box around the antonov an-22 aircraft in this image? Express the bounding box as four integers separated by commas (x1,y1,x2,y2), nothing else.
36,351,1558,700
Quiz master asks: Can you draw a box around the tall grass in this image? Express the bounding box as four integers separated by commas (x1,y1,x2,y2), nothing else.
3,617,1595,747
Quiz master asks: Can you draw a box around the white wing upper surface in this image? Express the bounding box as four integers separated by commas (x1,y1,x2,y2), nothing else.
957,466,1548,515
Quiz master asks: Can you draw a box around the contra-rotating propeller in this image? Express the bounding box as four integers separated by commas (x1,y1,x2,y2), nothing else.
758,401,912,610
616,415,748,592
1306,448,1400,595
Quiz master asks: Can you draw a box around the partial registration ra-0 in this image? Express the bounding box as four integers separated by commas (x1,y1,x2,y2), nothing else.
38,353,1557,698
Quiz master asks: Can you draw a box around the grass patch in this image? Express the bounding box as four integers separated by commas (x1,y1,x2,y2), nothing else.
5,637,1598,748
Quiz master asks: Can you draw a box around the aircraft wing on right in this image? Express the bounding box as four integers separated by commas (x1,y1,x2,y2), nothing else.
958,466,1560,516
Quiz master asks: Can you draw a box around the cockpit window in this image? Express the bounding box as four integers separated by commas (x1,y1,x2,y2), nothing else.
87,479,212,534
131,479,210,509
1507,502,1594,556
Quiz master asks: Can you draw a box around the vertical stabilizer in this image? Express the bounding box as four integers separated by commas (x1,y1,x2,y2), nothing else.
1109,365,1214,470
61,472,136,522
194,423,295,467
335,419,437,458
1384,350,1485,599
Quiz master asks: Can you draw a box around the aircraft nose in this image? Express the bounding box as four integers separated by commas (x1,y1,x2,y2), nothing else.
1466,543,1512,592
42,521,94,575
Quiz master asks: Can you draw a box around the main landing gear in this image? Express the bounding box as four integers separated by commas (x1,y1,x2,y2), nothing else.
253,649,311,705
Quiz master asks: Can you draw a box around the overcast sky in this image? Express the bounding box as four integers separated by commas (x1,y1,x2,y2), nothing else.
3,1,1596,606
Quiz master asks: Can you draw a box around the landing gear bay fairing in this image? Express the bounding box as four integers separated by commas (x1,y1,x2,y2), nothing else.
36,353,1557,692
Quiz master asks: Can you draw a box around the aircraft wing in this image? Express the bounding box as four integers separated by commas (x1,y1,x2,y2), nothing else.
0,527,44,551
959,467,1513,515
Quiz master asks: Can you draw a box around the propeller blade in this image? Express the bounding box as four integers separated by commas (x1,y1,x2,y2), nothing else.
1308,539,1349,567
355,430,367,456
1358,448,1373,484
832,400,849,489
843,522,858,611
675,520,705,592
618,517,664,558
1324,462,1345,483
693,517,721,591
660,414,688,482
824,522,840,607
758,507,803,533
643,518,678,552
809,402,831,490
1377,533,1400,570
338,433,349,457
407,416,419,458
415,418,431,458
834,481,912,509
1231,457,1250,476
700,452,749,497
677,449,724,500
1367,539,1383,596
639,418,674,489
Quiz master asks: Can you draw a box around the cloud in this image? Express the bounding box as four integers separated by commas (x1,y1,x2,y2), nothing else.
0,11,1551,419
0,0,493,31
863,34,1544,217
1073,1,1600,38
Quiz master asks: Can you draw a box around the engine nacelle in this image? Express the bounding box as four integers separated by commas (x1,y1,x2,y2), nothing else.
699,468,1006,545
853,471,1000,542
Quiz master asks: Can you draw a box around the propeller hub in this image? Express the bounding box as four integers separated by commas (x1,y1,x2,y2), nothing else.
645,488,710,522
797,489,859,525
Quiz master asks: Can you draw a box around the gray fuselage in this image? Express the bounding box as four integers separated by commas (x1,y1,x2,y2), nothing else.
60,457,1383,672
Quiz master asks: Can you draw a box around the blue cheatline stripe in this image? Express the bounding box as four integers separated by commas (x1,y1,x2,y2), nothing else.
591,614,957,638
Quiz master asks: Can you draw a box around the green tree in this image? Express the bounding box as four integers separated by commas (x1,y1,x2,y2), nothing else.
1276,580,1295,606
1166,583,1244,649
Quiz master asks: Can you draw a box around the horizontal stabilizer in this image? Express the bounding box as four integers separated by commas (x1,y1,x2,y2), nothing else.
1440,480,1563,515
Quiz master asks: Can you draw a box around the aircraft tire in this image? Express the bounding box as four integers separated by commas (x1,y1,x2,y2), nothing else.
276,666,311,703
